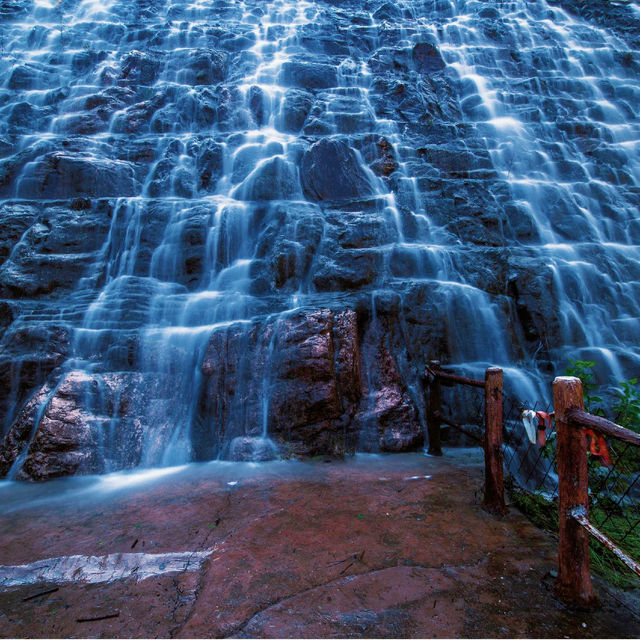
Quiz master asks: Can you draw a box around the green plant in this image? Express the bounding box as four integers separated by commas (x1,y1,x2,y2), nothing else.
589,506,640,590
613,378,640,433
565,359,602,412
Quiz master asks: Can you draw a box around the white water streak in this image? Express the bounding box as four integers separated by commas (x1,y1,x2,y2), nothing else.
0,550,213,588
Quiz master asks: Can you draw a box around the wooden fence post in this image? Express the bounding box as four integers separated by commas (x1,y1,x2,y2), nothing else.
553,376,599,608
483,367,506,515
427,360,442,456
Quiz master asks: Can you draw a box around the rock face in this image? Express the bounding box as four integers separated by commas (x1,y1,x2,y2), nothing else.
301,139,377,202
0,0,639,479
199,308,422,459
0,370,154,480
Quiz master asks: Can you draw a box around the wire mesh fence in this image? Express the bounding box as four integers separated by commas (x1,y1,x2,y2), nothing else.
502,395,557,499
437,381,486,446
426,366,639,587
501,391,640,589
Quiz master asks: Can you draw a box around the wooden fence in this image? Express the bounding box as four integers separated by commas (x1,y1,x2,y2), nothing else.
553,376,640,608
425,361,506,515
425,367,640,608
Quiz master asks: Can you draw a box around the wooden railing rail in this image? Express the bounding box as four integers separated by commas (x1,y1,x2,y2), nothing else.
567,408,640,446
425,364,485,388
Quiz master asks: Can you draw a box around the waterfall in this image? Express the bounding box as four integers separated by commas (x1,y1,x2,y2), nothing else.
0,0,638,479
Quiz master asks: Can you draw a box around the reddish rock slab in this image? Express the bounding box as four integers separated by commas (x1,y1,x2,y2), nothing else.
0,451,638,638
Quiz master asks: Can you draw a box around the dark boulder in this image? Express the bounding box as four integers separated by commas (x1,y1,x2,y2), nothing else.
120,50,162,86
17,152,139,199
0,202,113,297
0,203,39,265
373,2,403,21
279,61,338,90
0,320,71,441
7,102,53,134
191,139,224,193
412,42,446,74
72,48,108,75
170,49,228,85
234,156,299,201
278,89,314,132
301,138,376,202
228,437,279,462
7,63,58,91
248,85,265,125
199,307,423,458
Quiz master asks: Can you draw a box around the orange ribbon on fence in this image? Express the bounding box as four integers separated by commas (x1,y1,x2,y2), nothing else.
535,410,552,446
584,429,613,467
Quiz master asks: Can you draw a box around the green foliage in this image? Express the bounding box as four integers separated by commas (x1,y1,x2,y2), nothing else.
589,507,640,590
613,378,640,433
565,359,602,412
504,476,558,531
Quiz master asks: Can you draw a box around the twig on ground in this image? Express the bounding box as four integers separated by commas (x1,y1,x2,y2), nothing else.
76,611,120,623
22,587,59,602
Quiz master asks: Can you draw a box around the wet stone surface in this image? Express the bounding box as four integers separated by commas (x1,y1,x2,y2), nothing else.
0,452,639,638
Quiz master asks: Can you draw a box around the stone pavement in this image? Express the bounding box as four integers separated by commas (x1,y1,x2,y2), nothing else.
0,450,638,638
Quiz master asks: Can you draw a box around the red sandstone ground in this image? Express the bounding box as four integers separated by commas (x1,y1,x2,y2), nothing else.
0,449,638,638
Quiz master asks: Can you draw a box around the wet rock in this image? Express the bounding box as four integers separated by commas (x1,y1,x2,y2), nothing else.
312,250,382,291
0,203,39,265
7,102,54,134
17,152,138,199
267,310,360,455
279,61,338,90
111,91,169,134
199,307,422,458
507,264,562,346
215,86,250,131
71,48,108,75
0,0,32,18
0,136,12,158
279,89,313,132
120,50,162,86
353,302,424,453
85,86,136,116
248,85,265,125
228,437,279,462
0,319,71,436
301,138,376,202
368,47,411,74
0,370,152,480
412,42,445,74
373,2,403,21
234,156,299,201
0,384,54,478
370,137,399,177
0,301,14,337
7,63,58,91
0,201,113,298
192,139,224,193
168,49,228,85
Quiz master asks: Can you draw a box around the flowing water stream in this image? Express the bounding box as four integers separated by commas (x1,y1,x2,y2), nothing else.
0,0,638,478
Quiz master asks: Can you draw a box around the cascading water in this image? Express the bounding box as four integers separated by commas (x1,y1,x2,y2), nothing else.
0,0,638,479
